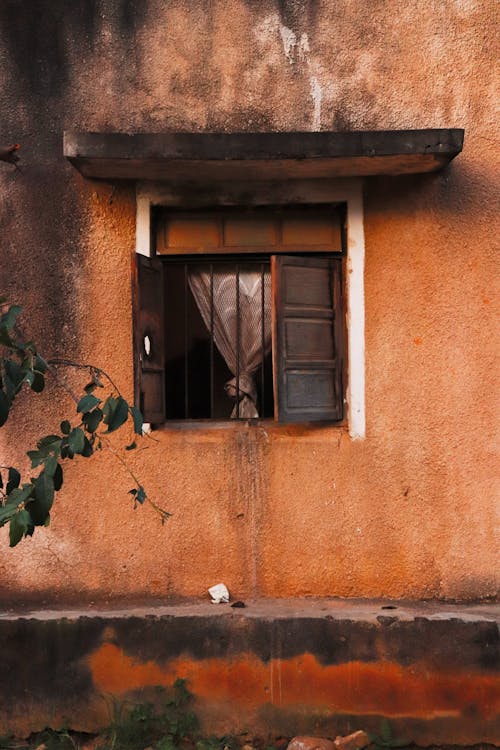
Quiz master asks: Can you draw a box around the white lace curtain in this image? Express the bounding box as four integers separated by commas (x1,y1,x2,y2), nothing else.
188,268,271,418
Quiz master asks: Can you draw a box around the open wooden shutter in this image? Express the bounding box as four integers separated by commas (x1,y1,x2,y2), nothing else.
272,255,344,423
134,254,165,424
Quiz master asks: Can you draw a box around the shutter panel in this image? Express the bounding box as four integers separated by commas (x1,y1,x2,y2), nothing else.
134,254,165,424
272,255,344,423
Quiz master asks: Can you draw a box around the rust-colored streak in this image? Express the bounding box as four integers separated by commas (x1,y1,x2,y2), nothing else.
88,644,499,720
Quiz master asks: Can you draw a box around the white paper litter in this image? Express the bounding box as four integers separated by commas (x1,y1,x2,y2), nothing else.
208,583,230,603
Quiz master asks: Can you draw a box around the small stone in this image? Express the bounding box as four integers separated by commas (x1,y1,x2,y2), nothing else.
333,730,370,750
287,737,335,750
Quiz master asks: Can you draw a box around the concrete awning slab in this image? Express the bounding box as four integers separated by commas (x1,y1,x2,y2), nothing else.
64,129,464,181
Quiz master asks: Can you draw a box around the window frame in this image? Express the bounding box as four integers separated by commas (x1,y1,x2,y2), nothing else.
134,179,366,439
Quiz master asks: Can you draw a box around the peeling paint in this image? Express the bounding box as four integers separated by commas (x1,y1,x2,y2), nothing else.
279,23,297,64
309,75,322,130
253,14,322,131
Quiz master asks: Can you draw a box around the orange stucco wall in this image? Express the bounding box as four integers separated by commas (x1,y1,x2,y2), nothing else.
0,0,498,604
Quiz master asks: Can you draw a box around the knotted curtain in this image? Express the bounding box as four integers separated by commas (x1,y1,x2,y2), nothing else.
188,268,271,418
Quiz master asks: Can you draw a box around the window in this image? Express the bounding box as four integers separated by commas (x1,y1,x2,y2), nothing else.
134,207,345,424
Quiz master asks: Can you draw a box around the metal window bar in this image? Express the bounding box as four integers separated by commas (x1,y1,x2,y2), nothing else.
260,262,265,415
235,263,240,419
184,262,189,419
210,263,214,419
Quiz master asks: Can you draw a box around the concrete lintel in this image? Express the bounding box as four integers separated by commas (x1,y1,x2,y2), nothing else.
64,129,464,181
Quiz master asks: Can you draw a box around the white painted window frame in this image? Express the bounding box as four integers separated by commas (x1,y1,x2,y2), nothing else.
136,179,365,439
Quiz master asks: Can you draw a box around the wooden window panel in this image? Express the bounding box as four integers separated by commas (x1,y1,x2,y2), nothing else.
282,215,340,247
223,217,277,247
158,217,220,253
155,209,343,255
272,255,344,423
134,254,166,424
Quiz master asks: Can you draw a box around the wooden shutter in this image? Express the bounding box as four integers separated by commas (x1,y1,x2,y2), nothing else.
272,255,344,423
134,254,165,424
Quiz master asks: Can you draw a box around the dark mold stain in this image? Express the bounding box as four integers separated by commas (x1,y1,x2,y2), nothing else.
107,615,499,671
276,0,318,34
118,0,148,32
0,618,105,706
0,0,99,97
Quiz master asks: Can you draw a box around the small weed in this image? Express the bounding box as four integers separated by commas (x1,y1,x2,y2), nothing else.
368,719,410,749
96,679,199,750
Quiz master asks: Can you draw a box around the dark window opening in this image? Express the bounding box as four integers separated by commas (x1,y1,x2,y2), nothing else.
164,259,274,421
135,207,346,425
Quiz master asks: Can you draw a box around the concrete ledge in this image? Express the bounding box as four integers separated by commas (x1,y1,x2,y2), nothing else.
63,129,464,180
0,599,498,745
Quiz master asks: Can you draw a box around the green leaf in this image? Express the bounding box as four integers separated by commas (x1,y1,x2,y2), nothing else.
31,472,55,524
6,468,21,494
130,405,143,435
102,395,118,422
31,371,45,393
0,504,17,526
7,483,34,507
77,394,100,413
9,509,31,547
84,370,104,393
34,354,47,373
67,427,85,454
83,407,103,433
60,420,71,435
27,450,45,469
81,436,94,458
103,396,128,432
44,454,58,477
108,396,128,432
53,463,63,491
1,305,22,331
0,389,9,427
136,486,146,504
37,434,61,449
125,440,137,451
60,442,70,459
4,359,24,396
0,326,14,347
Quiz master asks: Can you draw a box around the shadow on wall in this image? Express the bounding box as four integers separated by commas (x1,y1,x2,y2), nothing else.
365,157,497,219
0,0,147,98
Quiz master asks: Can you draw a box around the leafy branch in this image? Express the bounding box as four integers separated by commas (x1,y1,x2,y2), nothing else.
0,299,170,547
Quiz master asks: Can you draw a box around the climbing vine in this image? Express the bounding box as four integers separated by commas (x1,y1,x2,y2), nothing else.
0,299,169,547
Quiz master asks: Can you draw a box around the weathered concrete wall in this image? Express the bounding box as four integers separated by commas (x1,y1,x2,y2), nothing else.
0,1,498,603
0,601,498,743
